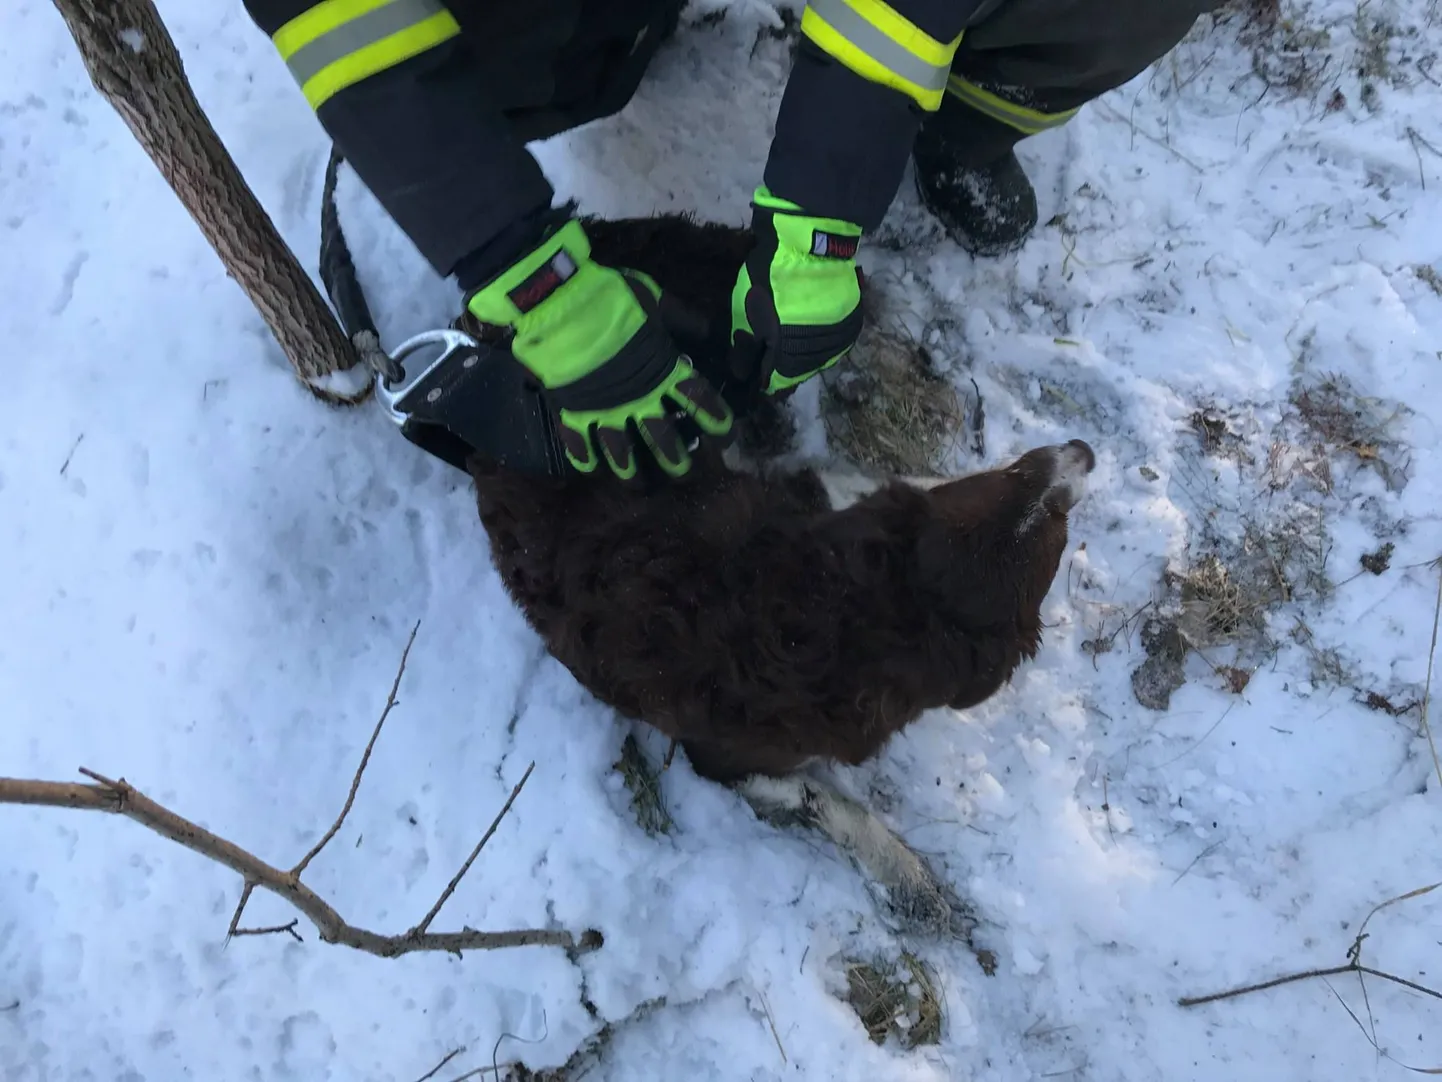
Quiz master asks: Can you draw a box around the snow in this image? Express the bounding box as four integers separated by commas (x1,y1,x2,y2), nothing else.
3,0,1441,1079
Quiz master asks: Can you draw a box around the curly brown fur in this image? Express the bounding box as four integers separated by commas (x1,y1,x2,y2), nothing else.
470,438,1085,783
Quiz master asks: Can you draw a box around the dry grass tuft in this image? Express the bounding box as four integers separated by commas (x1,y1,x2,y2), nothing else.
821,321,964,476
1226,0,1336,99
844,952,944,1049
613,734,673,837
1179,554,1249,642
1288,373,1410,491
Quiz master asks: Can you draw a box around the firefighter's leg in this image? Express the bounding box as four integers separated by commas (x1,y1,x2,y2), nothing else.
913,0,1225,255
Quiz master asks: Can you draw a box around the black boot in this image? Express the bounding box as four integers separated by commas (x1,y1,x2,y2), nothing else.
912,125,1038,258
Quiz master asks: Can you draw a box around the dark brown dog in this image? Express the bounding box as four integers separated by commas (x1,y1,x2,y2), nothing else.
466,214,1094,932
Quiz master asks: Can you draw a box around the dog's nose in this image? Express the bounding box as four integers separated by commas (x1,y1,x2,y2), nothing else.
1044,440,1095,512
1065,439,1096,473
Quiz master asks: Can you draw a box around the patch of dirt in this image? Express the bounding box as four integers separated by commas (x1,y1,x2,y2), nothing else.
844,952,943,1050
1132,616,1189,711
1189,406,1255,463
1361,541,1395,575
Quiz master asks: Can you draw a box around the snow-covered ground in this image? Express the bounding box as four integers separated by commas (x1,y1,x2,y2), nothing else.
4,0,1441,1078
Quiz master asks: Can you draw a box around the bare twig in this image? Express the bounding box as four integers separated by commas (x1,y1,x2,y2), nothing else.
412,761,535,938
292,620,420,878
413,1047,466,1082
1171,840,1223,886
1180,962,1442,1007
758,988,788,1065
1102,774,1116,843
59,433,84,476
0,771,597,958
1355,882,1442,949
225,880,257,942
1181,883,1442,1009
1420,564,1442,791
229,623,417,934
662,738,678,771
230,919,303,943
1324,979,1442,1075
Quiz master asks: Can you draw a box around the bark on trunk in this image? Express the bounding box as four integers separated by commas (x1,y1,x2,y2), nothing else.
51,0,371,405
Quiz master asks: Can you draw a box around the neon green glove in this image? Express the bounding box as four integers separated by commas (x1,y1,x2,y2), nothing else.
730,186,864,396
466,219,733,481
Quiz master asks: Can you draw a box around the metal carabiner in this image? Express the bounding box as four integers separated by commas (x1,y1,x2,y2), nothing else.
374,327,484,426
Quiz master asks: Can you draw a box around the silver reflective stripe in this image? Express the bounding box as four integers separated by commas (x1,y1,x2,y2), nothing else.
806,0,949,94
286,0,447,86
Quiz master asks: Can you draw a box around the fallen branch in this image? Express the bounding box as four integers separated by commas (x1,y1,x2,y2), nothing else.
1,627,601,960
1180,884,1442,1071
1182,882,1442,1008
0,769,596,958
1179,961,1442,1008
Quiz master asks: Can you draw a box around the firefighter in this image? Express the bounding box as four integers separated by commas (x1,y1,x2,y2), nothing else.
243,0,1220,481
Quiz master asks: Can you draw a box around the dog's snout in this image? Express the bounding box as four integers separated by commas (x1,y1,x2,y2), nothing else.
1065,439,1096,473
1044,439,1095,512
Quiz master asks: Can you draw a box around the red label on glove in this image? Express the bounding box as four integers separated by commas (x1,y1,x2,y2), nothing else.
509,249,579,313
809,230,858,260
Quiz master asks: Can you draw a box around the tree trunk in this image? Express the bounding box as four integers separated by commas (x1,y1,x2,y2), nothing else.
51,0,371,406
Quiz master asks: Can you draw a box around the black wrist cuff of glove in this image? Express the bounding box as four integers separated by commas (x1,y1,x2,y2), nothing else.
453,201,579,294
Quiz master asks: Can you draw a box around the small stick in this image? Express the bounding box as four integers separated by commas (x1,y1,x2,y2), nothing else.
413,1047,466,1082
225,881,257,941
1179,962,1442,1008
59,433,84,476
411,761,536,938
1419,564,1442,791
1171,840,1223,886
292,621,420,878
758,988,788,1065
230,919,303,943
1102,775,1116,843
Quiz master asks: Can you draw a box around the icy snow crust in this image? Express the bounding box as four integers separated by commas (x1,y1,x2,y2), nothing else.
3,1,1440,1079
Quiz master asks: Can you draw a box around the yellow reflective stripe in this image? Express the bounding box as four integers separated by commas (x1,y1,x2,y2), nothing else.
271,0,460,110
801,0,962,112
273,0,396,58
945,75,1080,135
842,0,956,68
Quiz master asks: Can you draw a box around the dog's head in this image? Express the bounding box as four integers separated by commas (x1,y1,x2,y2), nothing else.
913,440,1095,635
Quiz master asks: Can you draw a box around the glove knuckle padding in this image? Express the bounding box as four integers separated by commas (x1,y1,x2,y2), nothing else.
467,218,730,479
